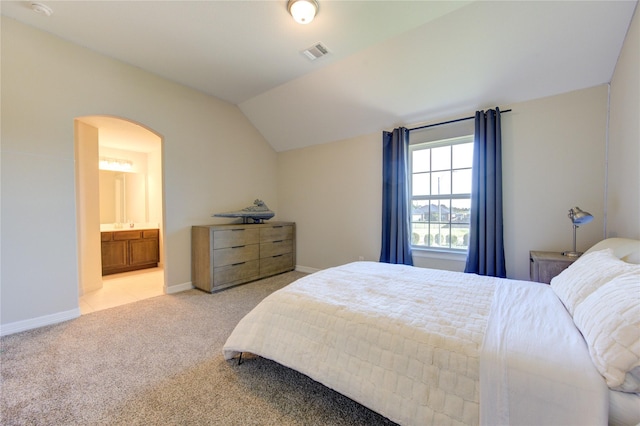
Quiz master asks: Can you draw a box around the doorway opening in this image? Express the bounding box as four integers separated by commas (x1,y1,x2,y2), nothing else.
74,116,165,314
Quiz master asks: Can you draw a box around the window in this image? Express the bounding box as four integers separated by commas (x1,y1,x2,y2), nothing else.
409,135,473,251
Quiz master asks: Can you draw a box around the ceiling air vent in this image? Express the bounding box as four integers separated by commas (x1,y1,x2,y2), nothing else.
302,42,329,61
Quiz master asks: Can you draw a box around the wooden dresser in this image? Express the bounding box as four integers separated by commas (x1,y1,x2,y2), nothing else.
191,222,296,293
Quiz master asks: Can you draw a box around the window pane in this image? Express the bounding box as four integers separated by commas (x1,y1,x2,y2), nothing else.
424,227,437,247
412,173,430,196
411,222,430,246
452,169,472,194
411,200,430,223
451,198,471,250
433,224,450,248
452,142,473,169
451,199,471,224
431,171,450,195
449,223,469,249
412,149,430,173
431,199,450,224
431,146,451,171
411,201,430,247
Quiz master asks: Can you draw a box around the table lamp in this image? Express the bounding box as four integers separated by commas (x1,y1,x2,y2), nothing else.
563,206,593,257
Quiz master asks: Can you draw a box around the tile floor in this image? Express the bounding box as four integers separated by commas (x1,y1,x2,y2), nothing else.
79,267,165,315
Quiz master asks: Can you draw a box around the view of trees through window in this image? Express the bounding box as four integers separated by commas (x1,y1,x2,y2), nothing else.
409,135,474,251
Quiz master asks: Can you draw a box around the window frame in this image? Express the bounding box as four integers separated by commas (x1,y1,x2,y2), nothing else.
408,134,474,254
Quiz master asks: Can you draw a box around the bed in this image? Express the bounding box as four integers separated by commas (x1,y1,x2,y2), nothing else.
223,238,640,425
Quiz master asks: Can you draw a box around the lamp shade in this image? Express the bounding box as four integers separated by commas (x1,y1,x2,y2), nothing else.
568,207,593,225
288,0,318,24
563,206,594,257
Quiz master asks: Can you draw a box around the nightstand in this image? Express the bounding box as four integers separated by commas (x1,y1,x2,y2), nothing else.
530,251,579,284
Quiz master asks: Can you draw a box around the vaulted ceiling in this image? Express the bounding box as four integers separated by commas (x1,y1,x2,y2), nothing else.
2,1,637,152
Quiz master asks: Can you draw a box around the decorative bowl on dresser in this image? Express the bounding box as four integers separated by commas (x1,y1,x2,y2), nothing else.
191,222,296,293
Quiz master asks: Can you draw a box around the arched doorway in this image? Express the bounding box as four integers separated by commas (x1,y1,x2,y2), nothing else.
74,116,165,313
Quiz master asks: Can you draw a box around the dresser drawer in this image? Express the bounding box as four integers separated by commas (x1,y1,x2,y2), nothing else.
260,225,293,243
113,230,142,240
143,229,159,238
213,228,260,249
533,259,573,284
213,244,259,267
214,260,260,286
530,251,577,284
260,240,292,258
260,253,293,277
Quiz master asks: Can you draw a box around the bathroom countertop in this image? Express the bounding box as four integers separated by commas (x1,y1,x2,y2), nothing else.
100,223,160,232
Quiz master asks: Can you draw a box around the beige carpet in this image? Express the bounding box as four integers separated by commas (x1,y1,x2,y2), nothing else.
1,272,396,425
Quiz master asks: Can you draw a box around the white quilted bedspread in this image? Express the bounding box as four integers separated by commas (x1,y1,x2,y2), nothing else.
223,262,498,425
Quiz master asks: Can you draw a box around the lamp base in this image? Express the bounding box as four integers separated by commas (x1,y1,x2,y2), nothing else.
562,251,583,257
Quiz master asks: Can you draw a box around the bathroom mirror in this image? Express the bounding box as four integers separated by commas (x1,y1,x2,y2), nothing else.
99,170,147,224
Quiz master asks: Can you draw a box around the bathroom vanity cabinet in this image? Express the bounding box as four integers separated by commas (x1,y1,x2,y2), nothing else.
191,222,295,293
101,229,160,275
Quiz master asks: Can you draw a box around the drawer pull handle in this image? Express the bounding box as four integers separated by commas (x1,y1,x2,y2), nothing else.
273,254,283,258
232,245,245,249
232,262,246,266
273,240,283,243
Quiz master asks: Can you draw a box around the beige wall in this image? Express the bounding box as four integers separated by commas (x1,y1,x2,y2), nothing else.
1,17,278,331
1,9,637,333
278,133,382,270
279,85,609,280
607,7,639,239
501,86,608,280
75,121,102,294
147,145,165,269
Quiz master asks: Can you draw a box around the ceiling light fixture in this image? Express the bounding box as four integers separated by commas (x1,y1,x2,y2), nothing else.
287,0,318,25
30,2,53,17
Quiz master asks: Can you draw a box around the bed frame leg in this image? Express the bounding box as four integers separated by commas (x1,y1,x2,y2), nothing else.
237,352,243,365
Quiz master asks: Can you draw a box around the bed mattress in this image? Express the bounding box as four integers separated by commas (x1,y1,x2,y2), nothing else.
223,261,607,425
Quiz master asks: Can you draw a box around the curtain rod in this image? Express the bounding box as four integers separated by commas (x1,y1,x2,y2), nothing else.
408,109,512,132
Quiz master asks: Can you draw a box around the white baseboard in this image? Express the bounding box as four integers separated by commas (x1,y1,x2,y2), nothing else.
166,281,193,294
0,308,81,337
295,265,320,274
1,271,318,336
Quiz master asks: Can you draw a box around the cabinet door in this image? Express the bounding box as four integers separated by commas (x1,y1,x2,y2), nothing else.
102,240,128,271
129,239,159,266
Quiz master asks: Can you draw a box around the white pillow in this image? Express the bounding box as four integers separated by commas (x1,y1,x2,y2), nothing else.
550,248,639,315
585,238,640,264
573,272,640,392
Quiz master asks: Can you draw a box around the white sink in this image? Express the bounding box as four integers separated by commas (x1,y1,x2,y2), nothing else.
100,223,159,232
